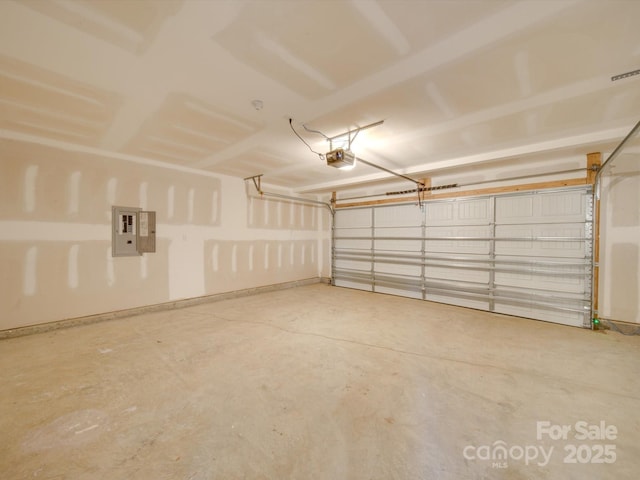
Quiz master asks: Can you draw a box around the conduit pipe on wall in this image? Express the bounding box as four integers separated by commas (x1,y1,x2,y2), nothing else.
595,119,640,188
244,174,334,215
591,118,640,328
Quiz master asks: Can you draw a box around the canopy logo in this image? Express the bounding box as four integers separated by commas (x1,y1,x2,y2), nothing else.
463,441,553,468
463,420,618,469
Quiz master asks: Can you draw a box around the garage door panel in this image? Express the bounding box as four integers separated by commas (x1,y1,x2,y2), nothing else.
493,285,588,303
374,227,422,238
333,187,592,328
426,198,491,226
374,227,422,253
424,202,455,225
374,261,421,277
495,225,586,258
539,192,586,222
494,259,588,294
458,198,492,223
496,191,586,224
538,227,585,256
336,227,372,238
334,278,373,291
425,225,492,237
335,239,371,251
335,227,371,249
376,285,422,299
425,226,491,254
424,277,490,310
375,240,421,252
374,271,423,300
335,257,370,270
494,275,586,294
494,303,585,328
426,266,490,283
335,208,372,228
374,226,422,236
375,204,423,227
426,292,490,310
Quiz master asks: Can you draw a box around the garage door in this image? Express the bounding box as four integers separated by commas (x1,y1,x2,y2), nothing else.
333,187,593,328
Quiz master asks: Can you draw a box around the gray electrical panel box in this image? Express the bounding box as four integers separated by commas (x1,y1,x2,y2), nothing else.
112,206,140,256
112,206,156,257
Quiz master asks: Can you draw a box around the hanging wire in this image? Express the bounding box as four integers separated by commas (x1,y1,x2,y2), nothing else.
302,123,330,140
289,118,325,161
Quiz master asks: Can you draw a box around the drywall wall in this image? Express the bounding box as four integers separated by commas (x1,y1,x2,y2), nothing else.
598,152,640,324
0,137,331,331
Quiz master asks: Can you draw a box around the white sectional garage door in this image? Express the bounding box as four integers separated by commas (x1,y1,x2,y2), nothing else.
333,187,593,328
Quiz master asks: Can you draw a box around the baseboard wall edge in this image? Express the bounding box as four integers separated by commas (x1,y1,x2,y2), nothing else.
1,277,330,340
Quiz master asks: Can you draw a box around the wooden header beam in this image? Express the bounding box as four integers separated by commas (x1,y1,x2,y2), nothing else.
335,178,587,209
333,154,600,209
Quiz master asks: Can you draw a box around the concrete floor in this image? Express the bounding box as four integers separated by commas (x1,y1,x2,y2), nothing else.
1,284,639,480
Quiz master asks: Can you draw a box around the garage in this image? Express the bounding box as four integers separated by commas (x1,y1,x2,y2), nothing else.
1,1,639,479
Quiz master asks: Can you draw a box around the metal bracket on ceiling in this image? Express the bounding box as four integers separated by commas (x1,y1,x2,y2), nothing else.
326,119,385,151
244,174,263,194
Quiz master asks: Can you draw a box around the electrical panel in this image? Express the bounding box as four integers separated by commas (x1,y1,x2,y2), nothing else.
137,211,156,253
112,206,156,257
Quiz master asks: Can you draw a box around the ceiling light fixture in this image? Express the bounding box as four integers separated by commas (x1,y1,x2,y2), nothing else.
326,148,356,169
324,120,383,170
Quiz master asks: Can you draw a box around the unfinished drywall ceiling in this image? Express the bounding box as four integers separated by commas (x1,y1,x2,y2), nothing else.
122,93,262,165
0,54,122,146
0,0,639,191
18,0,183,54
